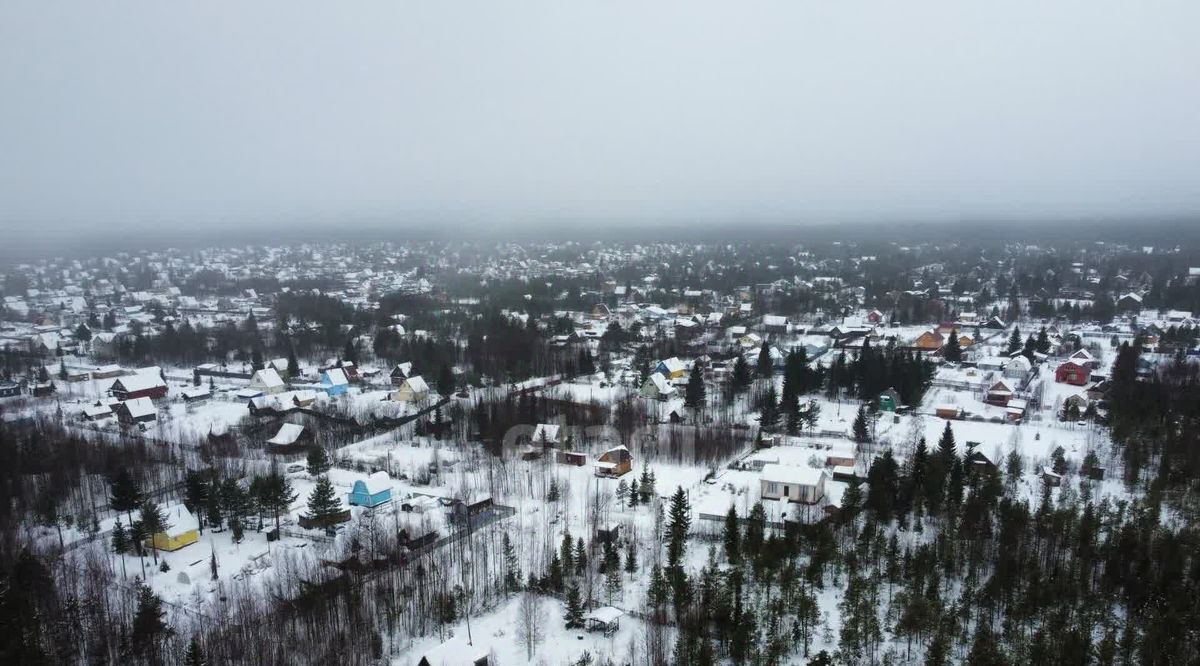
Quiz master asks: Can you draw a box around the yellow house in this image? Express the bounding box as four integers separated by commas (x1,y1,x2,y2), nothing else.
145,504,200,552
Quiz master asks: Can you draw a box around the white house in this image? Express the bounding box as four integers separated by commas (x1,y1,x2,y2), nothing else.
249,368,286,394
760,464,827,504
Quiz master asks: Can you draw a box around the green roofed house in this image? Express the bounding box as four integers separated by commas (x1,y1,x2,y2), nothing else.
878,387,901,412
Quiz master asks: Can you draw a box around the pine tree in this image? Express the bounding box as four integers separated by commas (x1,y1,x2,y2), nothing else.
286,348,300,378
438,362,455,396
684,361,706,412
760,385,780,432
306,446,332,477
111,520,129,554
503,533,522,592
259,473,297,533
560,528,574,574
183,637,206,666
131,581,172,658
853,405,871,444
306,476,342,521
665,486,691,570
624,540,637,575
1007,327,1022,355
564,583,585,628
943,329,962,362
547,478,560,502
574,537,587,575
1036,327,1051,354
627,478,639,508
732,355,751,392
723,504,741,564
139,500,169,565
758,340,774,377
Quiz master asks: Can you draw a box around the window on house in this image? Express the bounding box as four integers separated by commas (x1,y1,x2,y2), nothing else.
767,482,778,494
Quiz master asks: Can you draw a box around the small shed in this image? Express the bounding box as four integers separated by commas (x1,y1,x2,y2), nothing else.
181,386,211,403
584,606,625,636
878,388,901,412
934,405,961,420
1041,466,1063,487
556,450,587,466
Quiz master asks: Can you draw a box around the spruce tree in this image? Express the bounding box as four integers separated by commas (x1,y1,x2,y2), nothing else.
503,533,522,592
757,340,773,377
732,355,751,392
1007,327,1022,355
564,583,585,628
139,500,168,565
306,476,342,521
853,405,870,444
665,486,691,569
760,385,780,432
943,329,962,363
306,446,332,477
723,504,741,564
684,361,706,412
131,581,172,659
183,637,206,666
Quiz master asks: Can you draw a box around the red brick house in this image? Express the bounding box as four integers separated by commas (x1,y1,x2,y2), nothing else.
1054,361,1091,386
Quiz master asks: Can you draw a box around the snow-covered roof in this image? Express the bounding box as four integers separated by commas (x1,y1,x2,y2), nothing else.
148,503,199,536
761,463,825,487
251,368,285,389
112,373,166,393
267,423,305,446
403,375,430,393
658,357,685,373
181,386,211,399
645,373,675,394
532,423,560,443
586,606,625,624
120,397,156,418
322,367,348,386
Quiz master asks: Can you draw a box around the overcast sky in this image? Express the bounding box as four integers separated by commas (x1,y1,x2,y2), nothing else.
1,0,1199,245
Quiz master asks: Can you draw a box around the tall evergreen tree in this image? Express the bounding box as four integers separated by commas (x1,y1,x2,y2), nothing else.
757,340,774,377
684,361,707,412
853,405,871,444
665,486,691,570
306,476,342,521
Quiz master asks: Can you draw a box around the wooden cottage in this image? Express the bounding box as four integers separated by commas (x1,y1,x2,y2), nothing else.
594,445,633,478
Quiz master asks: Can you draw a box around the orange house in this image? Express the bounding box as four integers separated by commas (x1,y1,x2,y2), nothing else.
913,331,944,350
594,446,633,478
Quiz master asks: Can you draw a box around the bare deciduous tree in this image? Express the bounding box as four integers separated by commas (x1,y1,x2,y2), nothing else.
515,591,546,661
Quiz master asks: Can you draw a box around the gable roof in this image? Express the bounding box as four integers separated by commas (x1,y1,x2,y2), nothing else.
761,463,825,487
402,375,430,393
322,367,348,386
111,373,166,393
118,397,156,419
267,423,305,446
251,367,285,388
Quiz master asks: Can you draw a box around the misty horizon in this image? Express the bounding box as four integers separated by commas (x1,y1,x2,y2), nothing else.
3,0,1200,256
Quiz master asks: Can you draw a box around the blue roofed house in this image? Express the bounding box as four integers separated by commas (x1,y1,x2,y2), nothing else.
320,367,349,396
348,471,392,508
